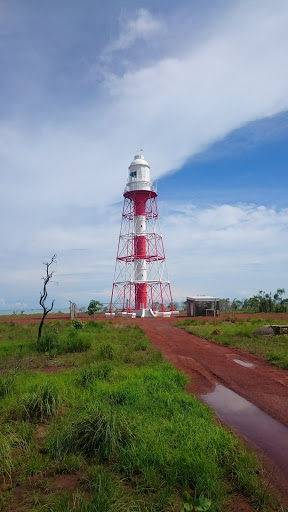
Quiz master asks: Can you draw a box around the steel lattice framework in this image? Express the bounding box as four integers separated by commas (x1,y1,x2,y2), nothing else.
108,189,174,313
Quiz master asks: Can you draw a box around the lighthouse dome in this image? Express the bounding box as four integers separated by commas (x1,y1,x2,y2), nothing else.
125,152,152,192
129,153,150,169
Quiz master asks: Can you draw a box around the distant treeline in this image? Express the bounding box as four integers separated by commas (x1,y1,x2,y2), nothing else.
219,289,288,313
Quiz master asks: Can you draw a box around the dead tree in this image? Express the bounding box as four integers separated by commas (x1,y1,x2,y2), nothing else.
38,254,57,341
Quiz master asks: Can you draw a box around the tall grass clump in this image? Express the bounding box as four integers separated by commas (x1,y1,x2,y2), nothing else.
85,467,121,511
86,320,105,330
35,327,91,355
17,381,62,422
143,366,187,393
76,363,112,388
61,330,91,353
35,328,59,353
0,431,13,478
47,405,133,461
99,343,114,360
0,372,16,398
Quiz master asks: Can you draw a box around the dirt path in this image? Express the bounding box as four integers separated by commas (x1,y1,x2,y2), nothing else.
134,318,288,500
137,318,288,425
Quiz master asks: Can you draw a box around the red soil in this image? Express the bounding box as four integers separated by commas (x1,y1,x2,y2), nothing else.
134,316,288,505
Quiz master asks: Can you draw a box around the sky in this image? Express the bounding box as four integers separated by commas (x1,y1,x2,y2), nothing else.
1,0,288,311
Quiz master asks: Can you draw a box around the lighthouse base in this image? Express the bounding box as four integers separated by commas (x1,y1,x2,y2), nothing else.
135,309,179,318
106,309,179,318
134,308,155,318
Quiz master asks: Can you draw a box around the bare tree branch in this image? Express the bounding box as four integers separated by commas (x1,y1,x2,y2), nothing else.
38,254,57,341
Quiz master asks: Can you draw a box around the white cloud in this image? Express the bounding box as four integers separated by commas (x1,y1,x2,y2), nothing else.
103,8,163,55
1,201,288,308
1,1,288,308
2,0,288,214
161,202,288,299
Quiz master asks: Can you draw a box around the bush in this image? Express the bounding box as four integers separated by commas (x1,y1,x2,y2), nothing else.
72,319,85,330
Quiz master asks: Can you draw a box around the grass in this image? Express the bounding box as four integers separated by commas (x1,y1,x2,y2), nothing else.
0,318,286,511
16,381,62,422
0,373,16,398
0,430,14,479
47,405,134,461
175,316,288,369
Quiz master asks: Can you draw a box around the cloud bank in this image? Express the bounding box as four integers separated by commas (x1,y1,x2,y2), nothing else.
1,0,288,308
1,201,288,310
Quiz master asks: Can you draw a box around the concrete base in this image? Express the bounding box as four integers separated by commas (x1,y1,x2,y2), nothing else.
134,309,158,318
116,312,136,318
156,311,172,318
106,310,179,319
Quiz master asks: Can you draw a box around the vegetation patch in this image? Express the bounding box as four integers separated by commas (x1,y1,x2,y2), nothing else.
47,405,134,461
9,381,62,423
0,319,284,511
0,373,16,398
175,317,288,369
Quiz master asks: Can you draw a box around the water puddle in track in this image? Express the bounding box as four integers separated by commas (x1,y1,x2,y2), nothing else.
233,359,254,368
201,384,288,480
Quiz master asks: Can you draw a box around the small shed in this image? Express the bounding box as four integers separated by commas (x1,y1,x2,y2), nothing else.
186,296,220,317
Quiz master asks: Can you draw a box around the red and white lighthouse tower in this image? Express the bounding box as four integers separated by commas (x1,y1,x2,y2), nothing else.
107,152,177,318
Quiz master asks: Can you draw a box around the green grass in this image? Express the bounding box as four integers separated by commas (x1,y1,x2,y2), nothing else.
0,373,16,398
16,381,62,422
175,317,288,369
0,319,285,511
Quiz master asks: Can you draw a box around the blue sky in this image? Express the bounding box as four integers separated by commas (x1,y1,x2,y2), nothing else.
1,0,288,311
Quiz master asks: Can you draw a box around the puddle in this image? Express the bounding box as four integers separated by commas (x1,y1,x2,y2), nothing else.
201,384,288,479
233,359,254,368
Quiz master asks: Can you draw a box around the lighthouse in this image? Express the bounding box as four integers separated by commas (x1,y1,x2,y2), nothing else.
107,152,177,318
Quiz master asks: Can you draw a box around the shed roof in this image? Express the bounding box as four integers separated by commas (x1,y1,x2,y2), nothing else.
186,296,219,301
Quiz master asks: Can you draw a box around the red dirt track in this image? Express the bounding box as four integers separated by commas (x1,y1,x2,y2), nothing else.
136,317,288,426
134,316,288,502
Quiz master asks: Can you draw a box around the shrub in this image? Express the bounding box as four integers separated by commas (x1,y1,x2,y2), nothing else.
72,319,85,330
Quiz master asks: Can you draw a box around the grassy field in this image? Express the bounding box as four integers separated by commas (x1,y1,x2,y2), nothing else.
175,316,288,369
0,320,285,511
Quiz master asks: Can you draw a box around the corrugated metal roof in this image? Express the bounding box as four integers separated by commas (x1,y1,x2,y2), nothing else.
186,296,219,301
